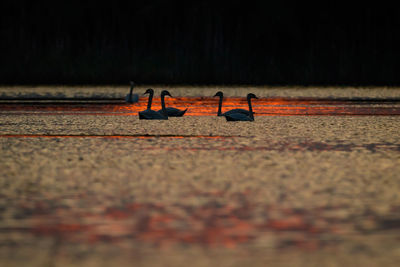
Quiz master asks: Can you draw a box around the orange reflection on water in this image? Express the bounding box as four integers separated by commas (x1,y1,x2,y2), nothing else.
1,97,400,116
25,200,347,249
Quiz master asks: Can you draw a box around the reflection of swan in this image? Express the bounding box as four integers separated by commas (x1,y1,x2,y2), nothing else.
125,81,139,103
158,92,187,117
138,89,168,120
214,91,252,116
225,93,258,121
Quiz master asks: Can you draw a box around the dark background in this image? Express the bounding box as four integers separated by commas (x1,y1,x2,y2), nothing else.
1,1,399,85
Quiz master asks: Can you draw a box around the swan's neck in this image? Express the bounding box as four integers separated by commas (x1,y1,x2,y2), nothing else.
247,97,254,119
129,84,134,96
160,94,167,116
217,95,223,116
147,91,153,110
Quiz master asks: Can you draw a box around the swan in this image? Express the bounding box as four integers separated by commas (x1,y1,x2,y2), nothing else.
138,89,168,120
225,93,258,121
157,92,187,117
125,81,139,103
214,91,253,116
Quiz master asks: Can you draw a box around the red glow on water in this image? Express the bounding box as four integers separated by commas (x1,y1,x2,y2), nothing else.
267,215,308,231
1,97,400,116
10,198,361,250
32,223,91,235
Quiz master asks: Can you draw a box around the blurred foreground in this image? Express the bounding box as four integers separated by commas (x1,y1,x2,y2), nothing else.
1,86,400,266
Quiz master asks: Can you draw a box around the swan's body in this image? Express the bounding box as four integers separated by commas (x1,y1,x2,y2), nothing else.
222,108,250,116
214,91,252,116
138,89,169,120
224,93,258,121
157,95,188,117
225,113,253,121
161,107,188,117
125,81,139,103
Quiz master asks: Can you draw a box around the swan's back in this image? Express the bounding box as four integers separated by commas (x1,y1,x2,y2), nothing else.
139,109,167,120
222,108,251,116
225,113,253,121
161,107,188,117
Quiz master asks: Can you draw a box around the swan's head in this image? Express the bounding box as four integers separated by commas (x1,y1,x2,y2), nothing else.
214,91,223,97
161,90,172,97
247,93,258,99
143,88,153,95
130,81,135,87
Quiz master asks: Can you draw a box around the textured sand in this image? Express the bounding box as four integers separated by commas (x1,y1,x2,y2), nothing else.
1,87,400,266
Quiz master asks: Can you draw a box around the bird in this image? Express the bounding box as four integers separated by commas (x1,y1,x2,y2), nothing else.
157,91,187,117
125,81,139,103
214,91,253,116
138,89,168,120
225,93,258,121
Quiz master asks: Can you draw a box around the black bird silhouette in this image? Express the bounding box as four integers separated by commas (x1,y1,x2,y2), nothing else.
125,81,139,103
138,89,169,120
225,93,258,121
214,91,253,116
157,92,187,117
